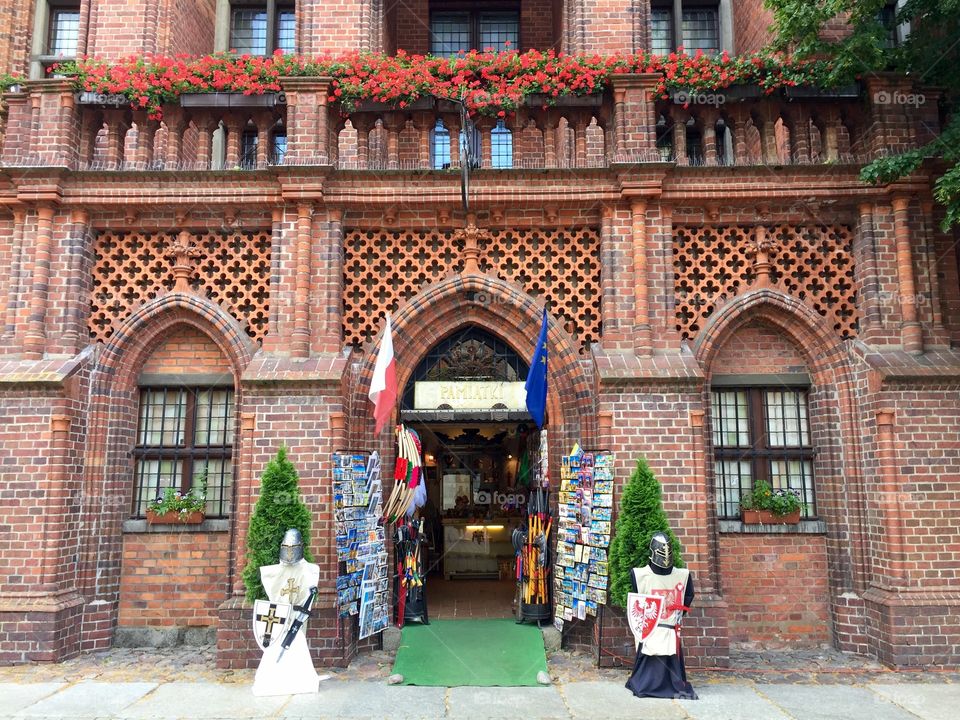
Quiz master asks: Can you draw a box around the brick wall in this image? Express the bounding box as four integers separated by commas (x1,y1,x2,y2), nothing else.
118,530,230,627
719,533,831,647
711,320,807,374
139,325,230,375
732,0,772,54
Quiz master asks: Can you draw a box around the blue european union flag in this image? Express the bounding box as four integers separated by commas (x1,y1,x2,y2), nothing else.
525,308,548,429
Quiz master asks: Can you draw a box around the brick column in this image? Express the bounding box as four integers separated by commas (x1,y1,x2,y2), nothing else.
314,208,344,353
23,204,56,358
919,200,944,333
280,77,333,166
689,409,712,591
292,203,313,357
599,205,621,345
262,208,284,353
62,209,91,351
891,196,923,354
875,409,905,585
609,74,660,161
40,415,72,591
855,203,882,335
1,209,26,351
231,411,258,596
632,200,652,355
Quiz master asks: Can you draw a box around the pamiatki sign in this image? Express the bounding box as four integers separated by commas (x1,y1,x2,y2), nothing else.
413,381,527,411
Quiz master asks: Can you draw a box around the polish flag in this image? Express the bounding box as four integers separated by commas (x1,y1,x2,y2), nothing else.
368,312,397,433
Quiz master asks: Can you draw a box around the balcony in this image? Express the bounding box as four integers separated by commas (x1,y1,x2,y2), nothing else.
0,74,940,174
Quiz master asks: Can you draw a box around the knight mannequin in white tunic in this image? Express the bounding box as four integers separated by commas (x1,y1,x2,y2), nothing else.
252,530,321,697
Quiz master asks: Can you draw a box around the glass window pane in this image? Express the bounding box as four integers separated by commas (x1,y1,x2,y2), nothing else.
714,459,751,519
765,390,810,447
271,132,287,164
479,11,519,52
240,131,258,169
276,9,296,53
432,119,451,169
231,8,268,55
194,458,232,517
194,389,234,446
48,8,80,56
137,389,186,446
711,390,750,447
770,458,815,516
491,120,513,168
431,12,470,55
651,7,673,55
134,458,182,515
681,8,719,55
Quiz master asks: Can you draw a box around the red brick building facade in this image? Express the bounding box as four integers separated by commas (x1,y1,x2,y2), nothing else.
1,0,959,670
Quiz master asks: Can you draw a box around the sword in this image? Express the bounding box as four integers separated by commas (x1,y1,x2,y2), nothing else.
277,586,318,663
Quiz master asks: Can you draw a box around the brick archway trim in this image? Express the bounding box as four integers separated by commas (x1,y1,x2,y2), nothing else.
94,292,257,394
78,293,256,652
692,287,871,596
349,273,596,448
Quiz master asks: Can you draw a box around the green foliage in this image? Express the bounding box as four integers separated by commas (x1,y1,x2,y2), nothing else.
740,479,802,515
242,446,314,602
147,468,207,517
764,0,960,228
0,74,24,93
608,458,684,608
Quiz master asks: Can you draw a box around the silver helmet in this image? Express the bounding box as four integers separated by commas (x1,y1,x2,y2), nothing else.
279,528,304,565
649,532,673,570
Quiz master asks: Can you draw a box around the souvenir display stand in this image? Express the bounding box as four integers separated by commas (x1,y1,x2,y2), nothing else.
553,445,615,630
515,431,553,625
333,452,390,639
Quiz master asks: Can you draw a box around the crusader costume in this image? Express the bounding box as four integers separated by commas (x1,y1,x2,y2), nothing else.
625,532,697,700
252,529,322,697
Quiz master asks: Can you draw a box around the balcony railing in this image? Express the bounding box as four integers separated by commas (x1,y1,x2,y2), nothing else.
0,75,940,174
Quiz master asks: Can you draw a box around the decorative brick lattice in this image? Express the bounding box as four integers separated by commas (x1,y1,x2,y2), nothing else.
673,224,858,340
343,228,601,350
89,231,271,343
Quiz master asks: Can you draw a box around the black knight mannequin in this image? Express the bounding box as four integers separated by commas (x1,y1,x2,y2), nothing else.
625,532,697,699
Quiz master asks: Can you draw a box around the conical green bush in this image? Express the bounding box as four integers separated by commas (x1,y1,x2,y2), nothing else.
243,446,314,601
608,457,684,608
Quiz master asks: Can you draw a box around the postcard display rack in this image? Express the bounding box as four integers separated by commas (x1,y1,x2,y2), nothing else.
553,446,614,630
333,452,390,639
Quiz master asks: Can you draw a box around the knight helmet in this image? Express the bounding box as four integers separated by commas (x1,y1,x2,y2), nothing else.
648,532,673,570
279,528,304,565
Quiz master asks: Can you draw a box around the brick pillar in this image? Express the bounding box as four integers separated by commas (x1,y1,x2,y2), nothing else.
41,415,72,591
702,111,718,166
164,110,186,169
599,205,621,345
1,90,31,165
262,208,284,353
762,117,778,164
353,116,372,169
103,109,130,169
414,112,433,168
24,81,82,168
855,203,882,336
23,204,56,358
875,409,905,585
919,200,944,334
891,196,923,353
1,209,26,351
384,113,403,170
225,118,242,168
280,77,333,165
61,209,91,351
292,203,313,358
632,200,652,355
315,208,344,353
689,409,712,591
608,74,659,161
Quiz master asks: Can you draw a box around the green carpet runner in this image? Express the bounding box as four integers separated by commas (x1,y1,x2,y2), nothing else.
391,619,548,687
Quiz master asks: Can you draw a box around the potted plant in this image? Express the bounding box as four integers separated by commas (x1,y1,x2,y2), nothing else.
740,479,802,525
145,471,208,524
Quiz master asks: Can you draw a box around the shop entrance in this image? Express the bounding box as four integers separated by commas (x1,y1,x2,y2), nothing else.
412,420,538,619
399,325,534,621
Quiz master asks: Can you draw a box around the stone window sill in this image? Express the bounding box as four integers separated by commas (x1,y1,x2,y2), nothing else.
122,519,230,533
718,519,827,534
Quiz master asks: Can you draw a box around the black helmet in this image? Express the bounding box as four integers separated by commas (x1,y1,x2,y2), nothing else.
649,532,673,570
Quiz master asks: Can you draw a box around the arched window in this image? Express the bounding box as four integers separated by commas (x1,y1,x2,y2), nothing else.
432,118,451,169
491,119,513,168
401,325,529,409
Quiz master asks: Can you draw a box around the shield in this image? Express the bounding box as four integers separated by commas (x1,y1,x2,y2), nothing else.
627,592,664,645
252,599,293,651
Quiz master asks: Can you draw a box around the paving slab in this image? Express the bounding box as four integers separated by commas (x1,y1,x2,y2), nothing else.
0,684,66,715
14,681,157,718
119,682,288,719
757,684,923,720
447,686,569,719
562,681,687,720
678,682,792,720
868,683,960,720
281,682,446,719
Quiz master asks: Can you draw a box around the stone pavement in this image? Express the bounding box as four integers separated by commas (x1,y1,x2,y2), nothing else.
1,647,958,720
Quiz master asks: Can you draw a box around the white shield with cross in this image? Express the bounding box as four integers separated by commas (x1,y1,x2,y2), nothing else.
252,599,293,651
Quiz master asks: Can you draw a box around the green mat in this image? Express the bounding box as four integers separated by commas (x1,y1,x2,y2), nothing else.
392,619,548,687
